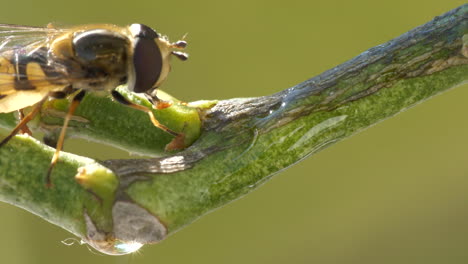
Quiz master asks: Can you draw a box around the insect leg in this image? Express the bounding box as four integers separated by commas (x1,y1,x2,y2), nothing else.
0,97,47,147
152,97,174,110
144,93,174,110
46,90,86,188
111,90,179,137
18,109,33,135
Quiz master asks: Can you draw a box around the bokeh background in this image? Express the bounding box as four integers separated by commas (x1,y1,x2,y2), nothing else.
0,0,467,263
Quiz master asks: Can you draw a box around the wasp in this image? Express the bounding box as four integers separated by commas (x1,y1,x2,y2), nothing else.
0,23,188,186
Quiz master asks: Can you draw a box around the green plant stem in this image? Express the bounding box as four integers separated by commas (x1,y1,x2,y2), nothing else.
0,4,466,255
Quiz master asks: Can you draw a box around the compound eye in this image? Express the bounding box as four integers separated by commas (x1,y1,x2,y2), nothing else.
129,24,159,39
132,37,162,93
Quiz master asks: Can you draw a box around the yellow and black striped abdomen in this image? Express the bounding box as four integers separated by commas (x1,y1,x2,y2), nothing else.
0,49,68,113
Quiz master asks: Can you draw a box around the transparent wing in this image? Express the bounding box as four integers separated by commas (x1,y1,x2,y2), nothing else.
0,24,68,52
0,23,121,112
0,23,72,87
0,24,77,112
0,23,84,90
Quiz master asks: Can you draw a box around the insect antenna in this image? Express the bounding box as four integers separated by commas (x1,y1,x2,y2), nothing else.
171,51,189,61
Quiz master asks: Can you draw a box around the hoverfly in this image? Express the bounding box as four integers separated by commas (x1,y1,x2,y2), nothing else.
0,23,188,186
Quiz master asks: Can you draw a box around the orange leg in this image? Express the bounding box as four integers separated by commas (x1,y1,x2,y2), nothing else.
111,90,186,151
144,93,173,109
18,109,33,135
46,90,85,188
154,99,173,110
0,97,47,147
111,90,179,136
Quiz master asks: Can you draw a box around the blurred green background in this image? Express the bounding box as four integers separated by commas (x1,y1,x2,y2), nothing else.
0,0,467,263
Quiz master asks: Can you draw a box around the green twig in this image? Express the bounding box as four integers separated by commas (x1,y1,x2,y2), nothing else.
0,4,466,255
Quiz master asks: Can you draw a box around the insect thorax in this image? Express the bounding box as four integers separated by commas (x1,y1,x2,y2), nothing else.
50,28,130,92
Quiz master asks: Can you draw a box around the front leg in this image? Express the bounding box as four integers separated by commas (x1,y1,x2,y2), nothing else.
111,90,186,150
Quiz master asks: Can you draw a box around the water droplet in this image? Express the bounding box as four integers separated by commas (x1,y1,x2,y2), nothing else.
86,238,143,255
113,241,144,255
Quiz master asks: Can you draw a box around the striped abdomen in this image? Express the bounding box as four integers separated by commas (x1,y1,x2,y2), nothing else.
0,47,68,113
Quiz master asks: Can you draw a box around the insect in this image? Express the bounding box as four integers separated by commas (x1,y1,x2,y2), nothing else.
0,23,188,186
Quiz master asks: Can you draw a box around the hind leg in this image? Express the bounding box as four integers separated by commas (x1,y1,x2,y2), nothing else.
0,98,47,147
18,109,33,135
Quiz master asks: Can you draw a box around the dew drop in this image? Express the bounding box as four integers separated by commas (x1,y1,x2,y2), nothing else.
86,238,144,255
113,241,144,255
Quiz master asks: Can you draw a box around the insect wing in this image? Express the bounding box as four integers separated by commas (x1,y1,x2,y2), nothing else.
0,24,64,51
0,24,70,113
